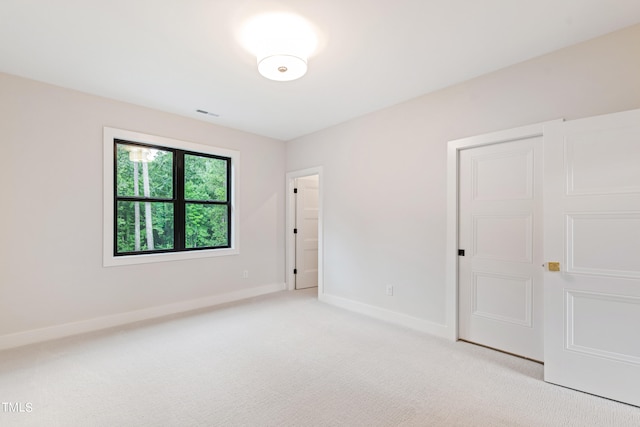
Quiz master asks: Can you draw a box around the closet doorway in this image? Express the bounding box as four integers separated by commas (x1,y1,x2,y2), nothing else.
286,167,323,293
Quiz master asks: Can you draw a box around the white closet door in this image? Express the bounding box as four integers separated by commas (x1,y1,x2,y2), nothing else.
295,176,319,289
459,136,544,361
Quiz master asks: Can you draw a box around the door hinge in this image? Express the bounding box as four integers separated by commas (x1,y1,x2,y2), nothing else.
294,228,298,234
294,269,297,274
458,249,465,256
294,188,298,194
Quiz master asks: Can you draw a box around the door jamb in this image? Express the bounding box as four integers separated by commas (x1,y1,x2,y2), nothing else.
286,167,323,293
445,120,562,341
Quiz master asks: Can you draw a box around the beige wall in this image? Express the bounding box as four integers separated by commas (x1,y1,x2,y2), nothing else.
0,74,286,340
286,24,640,327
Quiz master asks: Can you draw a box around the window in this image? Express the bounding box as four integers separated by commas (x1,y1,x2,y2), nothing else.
104,128,239,266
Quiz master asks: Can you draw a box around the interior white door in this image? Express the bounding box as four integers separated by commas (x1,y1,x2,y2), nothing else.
459,136,544,361
543,109,640,406
295,176,319,289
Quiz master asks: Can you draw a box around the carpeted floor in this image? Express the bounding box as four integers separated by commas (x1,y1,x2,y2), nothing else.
0,289,638,426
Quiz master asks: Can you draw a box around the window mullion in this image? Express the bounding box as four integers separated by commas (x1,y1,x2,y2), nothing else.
175,150,185,251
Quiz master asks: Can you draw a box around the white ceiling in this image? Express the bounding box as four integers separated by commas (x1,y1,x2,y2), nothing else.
1,1,639,141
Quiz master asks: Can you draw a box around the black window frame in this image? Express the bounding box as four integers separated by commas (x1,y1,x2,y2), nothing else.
113,139,232,256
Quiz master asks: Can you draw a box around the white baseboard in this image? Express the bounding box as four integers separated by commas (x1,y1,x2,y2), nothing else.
0,283,286,351
319,292,449,339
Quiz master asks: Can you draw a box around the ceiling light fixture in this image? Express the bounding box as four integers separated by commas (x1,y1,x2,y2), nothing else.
258,54,307,82
241,12,318,82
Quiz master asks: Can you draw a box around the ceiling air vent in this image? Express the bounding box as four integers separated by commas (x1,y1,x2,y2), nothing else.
196,109,220,117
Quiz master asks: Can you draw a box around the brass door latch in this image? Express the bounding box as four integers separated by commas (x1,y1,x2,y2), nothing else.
547,262,560,272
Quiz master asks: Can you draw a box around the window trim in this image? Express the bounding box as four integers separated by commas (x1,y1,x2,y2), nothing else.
104,127,240,267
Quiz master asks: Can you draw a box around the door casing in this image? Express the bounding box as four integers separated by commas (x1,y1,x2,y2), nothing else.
446,120,562,342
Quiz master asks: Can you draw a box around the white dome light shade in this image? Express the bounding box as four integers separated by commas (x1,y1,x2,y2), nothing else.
258,54,307,81
241,12,317,82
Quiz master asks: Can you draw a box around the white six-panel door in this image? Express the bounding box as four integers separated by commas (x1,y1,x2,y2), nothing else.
458,136,544,361
543,109,640,406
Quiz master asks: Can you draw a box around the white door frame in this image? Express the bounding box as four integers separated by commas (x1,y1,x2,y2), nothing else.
286,166,323,293
445,120,562,341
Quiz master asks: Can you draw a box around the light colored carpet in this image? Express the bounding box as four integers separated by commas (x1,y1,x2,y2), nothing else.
0,289,638,426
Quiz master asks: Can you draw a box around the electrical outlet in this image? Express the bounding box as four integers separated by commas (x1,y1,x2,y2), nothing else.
242,270,249,279
386,285,394,296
